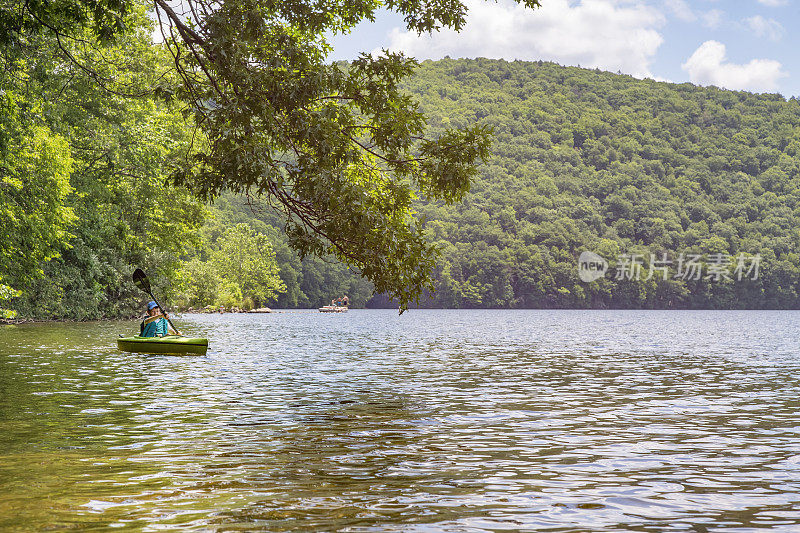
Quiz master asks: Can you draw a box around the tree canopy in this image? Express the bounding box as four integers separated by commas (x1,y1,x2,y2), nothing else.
203,59,800,311
0,6,205,319
1,0,540,311
6,3,799,316
177,222,286,310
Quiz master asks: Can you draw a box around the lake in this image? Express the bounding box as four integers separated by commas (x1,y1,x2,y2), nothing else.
1,310,799,531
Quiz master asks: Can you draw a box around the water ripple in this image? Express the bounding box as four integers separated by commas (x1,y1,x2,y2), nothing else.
1,310,800,531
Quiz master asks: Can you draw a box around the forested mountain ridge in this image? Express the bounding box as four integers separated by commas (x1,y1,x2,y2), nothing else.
398,58,800,309
219,58,800,310
180,58,800,310
6,52,800,317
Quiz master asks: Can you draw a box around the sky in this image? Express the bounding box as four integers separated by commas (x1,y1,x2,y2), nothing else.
327,0,800,97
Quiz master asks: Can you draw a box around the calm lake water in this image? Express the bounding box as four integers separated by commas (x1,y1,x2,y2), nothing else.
1,310,800,531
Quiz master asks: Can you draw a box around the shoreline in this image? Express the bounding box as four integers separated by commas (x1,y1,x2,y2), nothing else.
5,307,800,325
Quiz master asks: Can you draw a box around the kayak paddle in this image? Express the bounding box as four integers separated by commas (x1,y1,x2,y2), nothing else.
132,268,179,335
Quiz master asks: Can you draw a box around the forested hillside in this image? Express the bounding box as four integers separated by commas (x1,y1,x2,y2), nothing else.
203,58,800,309
407,58,800,309
6,51,800,316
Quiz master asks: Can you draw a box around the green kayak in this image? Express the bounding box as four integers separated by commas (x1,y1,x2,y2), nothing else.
117,335,208,355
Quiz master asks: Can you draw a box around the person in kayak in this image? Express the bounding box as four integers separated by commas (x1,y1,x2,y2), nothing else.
140,301,180,337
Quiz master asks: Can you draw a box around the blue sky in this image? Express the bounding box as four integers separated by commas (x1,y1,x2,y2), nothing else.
328,0,800,97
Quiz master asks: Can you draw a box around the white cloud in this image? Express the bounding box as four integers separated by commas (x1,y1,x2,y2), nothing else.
744,15,784,41
383,0,665,78
757,0,787,6
665,0,696,21
701,9,724,29
681,40,787,92
649,75,674,83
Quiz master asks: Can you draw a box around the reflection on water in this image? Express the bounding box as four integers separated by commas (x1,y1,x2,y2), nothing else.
1,310,800,531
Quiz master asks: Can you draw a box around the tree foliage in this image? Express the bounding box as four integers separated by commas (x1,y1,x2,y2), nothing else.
0,6,205,319
7,1,800,314
0,96,75,286
0,280,21,319
181,194,378,309
188,58,800,311
1,0,540,311
177,222,286,309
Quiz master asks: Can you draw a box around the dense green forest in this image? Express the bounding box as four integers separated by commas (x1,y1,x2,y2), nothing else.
174,195,374,310
199,58,800,310
0,8,205,319
4,44,800,316
404,59,800,309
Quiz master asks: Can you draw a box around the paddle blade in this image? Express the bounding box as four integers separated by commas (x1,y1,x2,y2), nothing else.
132,268,151,294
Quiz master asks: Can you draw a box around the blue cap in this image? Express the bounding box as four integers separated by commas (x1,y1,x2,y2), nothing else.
147,301,159,310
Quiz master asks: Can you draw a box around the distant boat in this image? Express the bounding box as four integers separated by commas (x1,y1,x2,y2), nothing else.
319,306,348,313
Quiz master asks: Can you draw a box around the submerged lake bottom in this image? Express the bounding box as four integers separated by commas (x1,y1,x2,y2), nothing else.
1,309,799,531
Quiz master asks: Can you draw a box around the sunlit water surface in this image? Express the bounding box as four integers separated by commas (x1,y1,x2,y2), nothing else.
1,310,800,531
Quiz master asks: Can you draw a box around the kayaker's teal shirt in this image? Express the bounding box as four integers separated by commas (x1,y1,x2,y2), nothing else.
141,317,169,337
